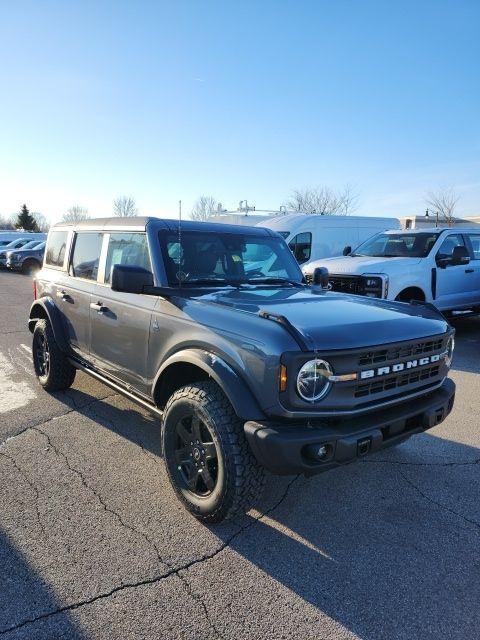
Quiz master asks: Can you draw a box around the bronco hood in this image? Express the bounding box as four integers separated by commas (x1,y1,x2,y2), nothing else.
192,288,449,351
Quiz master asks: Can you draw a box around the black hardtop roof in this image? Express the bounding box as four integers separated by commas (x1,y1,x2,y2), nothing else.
52,216,274,236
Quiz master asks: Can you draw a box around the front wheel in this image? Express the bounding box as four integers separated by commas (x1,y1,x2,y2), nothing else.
22,258,41,276
162,381,265,523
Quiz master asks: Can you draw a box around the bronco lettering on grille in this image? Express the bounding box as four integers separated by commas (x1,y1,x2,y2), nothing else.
360,353,443,380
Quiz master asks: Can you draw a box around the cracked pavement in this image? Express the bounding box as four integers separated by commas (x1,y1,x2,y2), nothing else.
0,271,479,639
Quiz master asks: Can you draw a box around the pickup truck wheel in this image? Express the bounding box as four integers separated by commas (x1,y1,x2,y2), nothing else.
32,319,76,391
162,381,265,523
22,258,41,275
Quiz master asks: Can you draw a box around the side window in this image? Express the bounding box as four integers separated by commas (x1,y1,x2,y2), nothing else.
45,231,69,268
436,234,465,262
288,232,312,264
71,233,103,280
104,233,151,284
467,234,480,260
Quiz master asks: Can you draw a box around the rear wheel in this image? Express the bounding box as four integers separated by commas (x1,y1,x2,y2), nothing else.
22,258,41,276
32,319,76,391
162,380,265,523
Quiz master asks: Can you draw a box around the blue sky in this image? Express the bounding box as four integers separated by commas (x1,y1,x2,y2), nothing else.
0,0,479,222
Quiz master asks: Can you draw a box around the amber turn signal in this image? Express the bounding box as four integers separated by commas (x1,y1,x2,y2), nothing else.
279,364,288,392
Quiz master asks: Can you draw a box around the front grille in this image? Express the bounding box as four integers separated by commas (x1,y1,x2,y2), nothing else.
358,337,445,367
354,364,440,398
329,274,363,294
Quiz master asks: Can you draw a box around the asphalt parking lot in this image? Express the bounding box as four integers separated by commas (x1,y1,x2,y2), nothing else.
0,270,479,640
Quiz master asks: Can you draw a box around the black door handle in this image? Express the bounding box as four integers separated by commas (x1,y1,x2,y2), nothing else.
56,290,71,301
465,269,474,273
90,301,109,313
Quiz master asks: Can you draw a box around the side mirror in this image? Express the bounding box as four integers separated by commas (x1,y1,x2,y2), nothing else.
111,264,154,294
343,245,352,256
313,267,329,288
450,245,470,266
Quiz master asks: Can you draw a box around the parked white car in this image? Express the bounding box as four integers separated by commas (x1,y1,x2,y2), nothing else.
303,228,480,313
258,214,401,268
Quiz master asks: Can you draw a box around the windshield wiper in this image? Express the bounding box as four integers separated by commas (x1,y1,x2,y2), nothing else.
183,278,235,287
243,277,305,288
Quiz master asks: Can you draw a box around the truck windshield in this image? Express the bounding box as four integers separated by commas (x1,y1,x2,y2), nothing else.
159,230,304,286
351,232,440,258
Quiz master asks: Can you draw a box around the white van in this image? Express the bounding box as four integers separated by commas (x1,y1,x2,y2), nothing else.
257,215,401,268
0,231,46,248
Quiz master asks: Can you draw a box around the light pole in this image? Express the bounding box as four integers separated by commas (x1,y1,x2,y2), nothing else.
425,208,439,228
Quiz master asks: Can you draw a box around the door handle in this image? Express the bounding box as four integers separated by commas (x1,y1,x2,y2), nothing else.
90,301,109,313
465,269,474,273
56,290,71,301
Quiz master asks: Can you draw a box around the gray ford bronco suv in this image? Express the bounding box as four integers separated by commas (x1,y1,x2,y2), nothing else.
29,217,456,522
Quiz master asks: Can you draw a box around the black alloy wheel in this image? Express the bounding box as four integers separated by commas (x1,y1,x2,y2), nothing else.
33,330,50,378
172,414,218,496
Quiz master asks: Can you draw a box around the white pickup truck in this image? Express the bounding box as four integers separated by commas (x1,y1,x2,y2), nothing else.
303,228,480,314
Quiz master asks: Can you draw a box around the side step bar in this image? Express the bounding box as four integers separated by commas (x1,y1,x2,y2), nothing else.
69,359,163,419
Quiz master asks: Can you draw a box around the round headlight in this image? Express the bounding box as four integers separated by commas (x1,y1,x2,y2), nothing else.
296,359,333,402
445,335,455,367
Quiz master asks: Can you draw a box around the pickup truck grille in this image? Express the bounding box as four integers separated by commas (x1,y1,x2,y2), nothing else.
358,337,445,366
328,274,363,294
354,364,441,398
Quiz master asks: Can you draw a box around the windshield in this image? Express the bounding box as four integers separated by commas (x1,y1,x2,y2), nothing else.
14,240,43,251
159,230,304,286
351,232,440,258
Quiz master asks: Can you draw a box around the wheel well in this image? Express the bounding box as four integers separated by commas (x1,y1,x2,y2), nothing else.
395,287,425,302
28,303,48,332
154,362,210,409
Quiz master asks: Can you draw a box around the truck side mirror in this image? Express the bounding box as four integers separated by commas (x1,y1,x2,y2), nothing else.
313,267,329,288
343,245,352,256
111,264,154,293
450,245,470,266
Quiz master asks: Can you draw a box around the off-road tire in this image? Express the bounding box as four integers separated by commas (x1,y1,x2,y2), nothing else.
162,380,265,523
32,319,76,391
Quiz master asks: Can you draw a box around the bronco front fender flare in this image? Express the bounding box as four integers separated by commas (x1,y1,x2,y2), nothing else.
153,348,266,421
28,297,70,354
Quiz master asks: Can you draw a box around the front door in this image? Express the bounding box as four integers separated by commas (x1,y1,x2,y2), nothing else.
89,232,155,394
434,234,471,311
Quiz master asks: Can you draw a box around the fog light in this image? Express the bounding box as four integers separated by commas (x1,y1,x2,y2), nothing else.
305,443,332,462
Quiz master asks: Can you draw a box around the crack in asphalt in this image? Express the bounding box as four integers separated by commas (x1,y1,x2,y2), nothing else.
397,468,480,532
32,425,171,571
0,451,46,537
0,475,300,636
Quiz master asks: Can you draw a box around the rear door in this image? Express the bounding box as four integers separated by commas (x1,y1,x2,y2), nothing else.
434,233,471,310
57,231,103,356
89,232,155,394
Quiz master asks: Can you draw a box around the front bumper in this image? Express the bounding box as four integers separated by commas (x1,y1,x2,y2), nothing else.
244,378,455,475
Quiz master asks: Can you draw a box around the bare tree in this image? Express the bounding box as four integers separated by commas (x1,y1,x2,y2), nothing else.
190,195,218,221
113,196,138,217
0,214,14,230
285,185,358,215
32,211,50,232
62,206,90,223
425,188,460,226
337,184,360,216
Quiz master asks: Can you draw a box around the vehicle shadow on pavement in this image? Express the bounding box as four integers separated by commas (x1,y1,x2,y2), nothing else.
210,433,480,640
39,387,480,640
0,532,85,638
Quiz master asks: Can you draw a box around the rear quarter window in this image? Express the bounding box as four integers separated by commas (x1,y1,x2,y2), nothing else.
45,231,69,268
